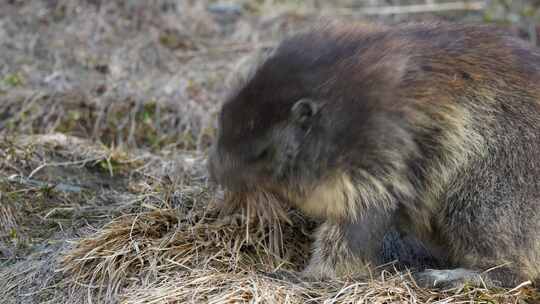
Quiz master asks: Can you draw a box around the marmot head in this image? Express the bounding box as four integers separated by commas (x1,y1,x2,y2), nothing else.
208,23,412,201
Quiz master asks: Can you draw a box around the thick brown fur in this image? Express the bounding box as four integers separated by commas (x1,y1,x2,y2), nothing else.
208,20,540,289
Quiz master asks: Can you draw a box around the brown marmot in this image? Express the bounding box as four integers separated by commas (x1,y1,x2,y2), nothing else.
208,21,540,289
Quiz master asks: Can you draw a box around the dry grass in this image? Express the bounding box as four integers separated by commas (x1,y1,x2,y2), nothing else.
0,90,211,151
1,1,540,303
120,272,535,304
59,189,314,303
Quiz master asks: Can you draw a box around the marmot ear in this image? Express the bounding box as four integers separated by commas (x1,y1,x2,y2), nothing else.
292,98,322,124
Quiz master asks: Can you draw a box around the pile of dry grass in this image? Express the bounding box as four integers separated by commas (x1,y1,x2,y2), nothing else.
58,187,536,303
59,189,314,303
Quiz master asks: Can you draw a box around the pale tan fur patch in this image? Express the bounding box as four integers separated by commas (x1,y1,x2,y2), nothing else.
353,169,401,217
287,168,408,222
292,173,360,221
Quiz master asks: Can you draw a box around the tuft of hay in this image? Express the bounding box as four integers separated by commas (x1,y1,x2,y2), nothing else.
59,189,314,302
217,190,314,260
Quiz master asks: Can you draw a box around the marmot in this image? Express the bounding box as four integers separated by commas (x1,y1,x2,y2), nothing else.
208,21,540,289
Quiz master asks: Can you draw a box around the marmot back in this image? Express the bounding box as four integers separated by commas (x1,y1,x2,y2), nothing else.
208,21,540,288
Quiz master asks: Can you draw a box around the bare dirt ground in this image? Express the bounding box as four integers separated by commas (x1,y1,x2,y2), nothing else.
1,1,539,303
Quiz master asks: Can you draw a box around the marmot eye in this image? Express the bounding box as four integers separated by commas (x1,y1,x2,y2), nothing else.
257,148,270,160
247,146,272,163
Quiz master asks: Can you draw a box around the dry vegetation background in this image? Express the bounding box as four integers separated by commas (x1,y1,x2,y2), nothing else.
1,1,540,303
